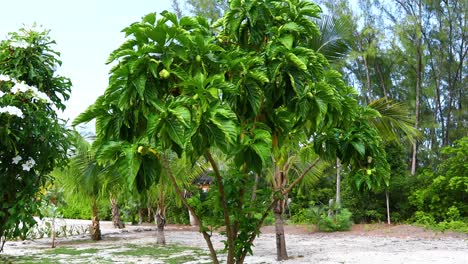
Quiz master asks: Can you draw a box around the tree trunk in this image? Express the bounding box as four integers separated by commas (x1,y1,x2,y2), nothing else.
147,208,152,223
156,206,166,245
363,55,372,103
51,217,56,248
206,152,235,264
251,173,259,201
273,167,288,261
274,208,288,261
91,200,102,241
386,189,391,225
335,158,342,210
411,0,423,176
161,154,220,264
138,208,143,225
110,196,125,229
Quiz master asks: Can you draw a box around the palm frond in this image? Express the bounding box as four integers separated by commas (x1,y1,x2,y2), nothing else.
368,98,420,143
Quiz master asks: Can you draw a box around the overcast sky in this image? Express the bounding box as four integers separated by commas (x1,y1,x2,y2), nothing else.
0,0,173,122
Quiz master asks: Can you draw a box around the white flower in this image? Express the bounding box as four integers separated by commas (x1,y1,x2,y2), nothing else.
0,91,4,97
11,81,51,103
11,81,30,93
0,74,11,82
12,155,22,164
9,40,29,49
0,106,24,118
22,157,36,171
33,90,52,103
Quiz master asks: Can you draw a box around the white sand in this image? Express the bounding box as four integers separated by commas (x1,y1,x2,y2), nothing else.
2,219,467,263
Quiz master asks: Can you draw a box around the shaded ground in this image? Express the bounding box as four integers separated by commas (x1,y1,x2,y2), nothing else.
2,219,467,263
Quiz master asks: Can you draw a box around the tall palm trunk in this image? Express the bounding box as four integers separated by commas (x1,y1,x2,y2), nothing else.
156,206,166,245
110,195,125,229
335,158,342,210
156,180,167,245
386,189,391,225
411,0,423,176
91,199,102,241
51,216,56,248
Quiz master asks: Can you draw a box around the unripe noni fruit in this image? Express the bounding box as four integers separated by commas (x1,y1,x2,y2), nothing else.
159,69,170,79
196,55,201,62
138,146,145,154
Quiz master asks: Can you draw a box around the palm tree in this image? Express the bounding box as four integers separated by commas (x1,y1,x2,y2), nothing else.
55,132,105,241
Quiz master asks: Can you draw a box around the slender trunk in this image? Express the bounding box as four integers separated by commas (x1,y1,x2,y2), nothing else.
148,208,152,223
206,152,235,264
188,209,199,226
138,208,143,225
0,234,5,253
156,206,166,245
110,196,125,229
411,0,423,176
386,190,391,225
51,217,56,248
363,55,371,103
273,168,288,261
335,158,342,209
91,199,102,241
161,154,219,264
239,158,321,263
328,199,335,218
445,98,453,145
251,173,259,201
274,210,288,260
157,175,166,245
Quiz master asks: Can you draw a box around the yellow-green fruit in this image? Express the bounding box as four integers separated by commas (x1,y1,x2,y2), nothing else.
196,55,201,62
307,92,313,99
159,69,170,79
137,146,145,154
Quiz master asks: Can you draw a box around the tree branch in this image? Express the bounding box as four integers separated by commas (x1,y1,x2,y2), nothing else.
161,154,219,264
206,151,235,264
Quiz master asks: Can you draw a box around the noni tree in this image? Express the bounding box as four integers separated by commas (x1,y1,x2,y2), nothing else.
74,0,366,262
0,26,71,251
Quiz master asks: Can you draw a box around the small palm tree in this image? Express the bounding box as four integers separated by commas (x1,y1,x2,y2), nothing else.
55,132,106,240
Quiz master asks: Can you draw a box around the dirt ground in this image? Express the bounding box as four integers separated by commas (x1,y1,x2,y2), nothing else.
2,219,467,263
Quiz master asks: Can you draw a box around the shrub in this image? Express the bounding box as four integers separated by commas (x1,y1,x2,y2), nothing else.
317,209,353,232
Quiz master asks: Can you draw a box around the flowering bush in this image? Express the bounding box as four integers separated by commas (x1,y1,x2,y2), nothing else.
0,26,71,251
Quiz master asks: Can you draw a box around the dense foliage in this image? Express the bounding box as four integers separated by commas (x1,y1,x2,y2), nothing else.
0,26,71,251
409,137,467,228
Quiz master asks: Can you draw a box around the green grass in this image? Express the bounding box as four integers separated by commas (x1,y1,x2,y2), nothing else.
2,243,211,264
47,247,99,255
113,243,211,263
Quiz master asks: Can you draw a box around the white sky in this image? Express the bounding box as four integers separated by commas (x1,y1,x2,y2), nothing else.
0,0,173,122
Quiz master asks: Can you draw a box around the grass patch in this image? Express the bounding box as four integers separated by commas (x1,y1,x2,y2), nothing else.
2,244,210,264
1,255,59,264
114,243,205,256
47,247,99,255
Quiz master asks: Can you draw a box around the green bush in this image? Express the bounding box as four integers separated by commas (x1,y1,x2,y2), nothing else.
317,209,353,232
413,211,436,226
437,220,468,233
409,137,467,223
59,197,110,220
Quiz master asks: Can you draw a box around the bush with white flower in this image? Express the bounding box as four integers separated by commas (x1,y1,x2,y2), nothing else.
0,25,71,251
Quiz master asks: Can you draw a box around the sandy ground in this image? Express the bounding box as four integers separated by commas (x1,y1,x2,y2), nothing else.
2,219,467,263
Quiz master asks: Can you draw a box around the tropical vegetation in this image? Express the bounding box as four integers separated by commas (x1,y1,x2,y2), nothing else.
0,0,466,263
